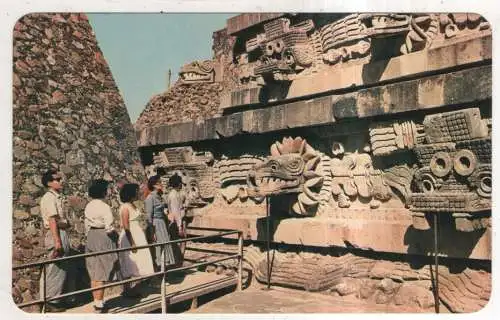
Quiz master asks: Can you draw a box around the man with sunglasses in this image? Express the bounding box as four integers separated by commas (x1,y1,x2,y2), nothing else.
39,169,75,312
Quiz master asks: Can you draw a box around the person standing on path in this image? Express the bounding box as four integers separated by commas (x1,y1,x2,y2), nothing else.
166,173,187,266
39,169,75,312
84,179,120,313
118,183,154,296
144,175,175,272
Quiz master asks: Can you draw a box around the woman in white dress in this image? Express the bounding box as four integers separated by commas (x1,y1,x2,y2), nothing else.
118,183,154,296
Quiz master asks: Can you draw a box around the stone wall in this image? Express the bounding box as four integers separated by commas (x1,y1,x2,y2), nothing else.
136,13,492,313
134,81,226,130
187,241,491,313
12,13,145,308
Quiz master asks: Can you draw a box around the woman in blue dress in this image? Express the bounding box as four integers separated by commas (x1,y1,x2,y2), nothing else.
144,175,175,271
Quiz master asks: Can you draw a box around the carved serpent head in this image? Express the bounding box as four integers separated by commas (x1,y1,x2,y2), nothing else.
179,60,215,83
247,137,323,216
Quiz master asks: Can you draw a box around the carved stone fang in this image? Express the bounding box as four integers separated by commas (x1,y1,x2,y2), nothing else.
303,184,321,201
303,170,321,179
299,192,319,207
292,201,305,215
305,156,320,171
305,176,324,188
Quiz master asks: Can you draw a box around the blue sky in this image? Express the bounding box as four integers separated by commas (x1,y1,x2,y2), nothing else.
87,13,235,122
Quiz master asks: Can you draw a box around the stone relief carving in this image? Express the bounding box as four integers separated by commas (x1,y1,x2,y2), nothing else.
148,107,490,231
246,137,393,215
438,13,490,39
244,17,316,83
369,121,425,156
186,242,490,313
371,108,491,231
179,60,217,83
320,13,412,64
247,137,324,215
330,142,392,209
233,13,489,86
400,14,439,54
150,146,215,207
150,147,266,206
215,155,265,204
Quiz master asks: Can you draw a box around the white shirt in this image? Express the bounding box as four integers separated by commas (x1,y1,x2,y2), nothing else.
40,190,66,229
166,189,186,227
84,199,115,233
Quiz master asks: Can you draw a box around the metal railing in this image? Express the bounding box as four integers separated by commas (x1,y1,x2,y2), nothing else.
12,227,244,313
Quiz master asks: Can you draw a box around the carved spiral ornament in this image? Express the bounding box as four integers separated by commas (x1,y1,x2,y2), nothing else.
468,164,492,198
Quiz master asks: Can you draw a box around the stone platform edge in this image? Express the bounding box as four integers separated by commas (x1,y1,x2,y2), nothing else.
189,214,491,261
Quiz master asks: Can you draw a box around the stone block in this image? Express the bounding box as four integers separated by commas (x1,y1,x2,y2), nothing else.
138,64,491,147
167,121,194,144
227,13,284,35
443,65,491,105
215,113,243,138
357,65,492,117
358,79,419,117
284,96,334,129
332,93,358,119
229,87,261,108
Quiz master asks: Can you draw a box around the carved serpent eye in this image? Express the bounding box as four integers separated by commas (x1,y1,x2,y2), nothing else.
284,50,295,65
270,161,279,172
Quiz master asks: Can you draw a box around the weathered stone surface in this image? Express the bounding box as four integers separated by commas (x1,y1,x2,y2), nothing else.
190,214,490,260
333,279,359,296
12,13,146,305
357,65,491,117
226,13,285,35
187,242,488,312
137,65,491,147
220,32,491,110
134,13,491,315
394,283,435,308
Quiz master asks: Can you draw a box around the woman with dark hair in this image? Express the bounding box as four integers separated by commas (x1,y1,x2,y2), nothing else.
166,173,187,266
118,183,154,296
84,179,119,313
144,175,175,271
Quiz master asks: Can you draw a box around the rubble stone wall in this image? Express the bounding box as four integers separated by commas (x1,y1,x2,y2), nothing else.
12,13,145,307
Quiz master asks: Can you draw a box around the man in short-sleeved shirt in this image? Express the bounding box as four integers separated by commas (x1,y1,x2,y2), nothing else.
40,189,66,229
38,169,75,312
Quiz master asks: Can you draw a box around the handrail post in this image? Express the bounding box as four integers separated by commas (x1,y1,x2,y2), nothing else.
161,245,166,314
434,214,440,313
237,231,243,291
40,264,46,313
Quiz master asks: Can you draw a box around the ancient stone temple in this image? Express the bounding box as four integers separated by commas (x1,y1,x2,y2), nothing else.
12,13,145,307
136,13,491,312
